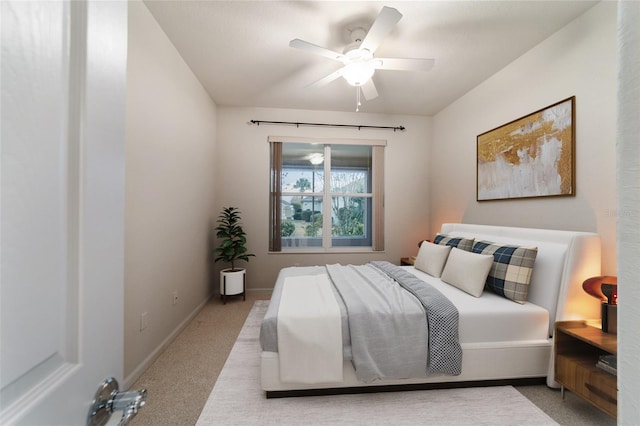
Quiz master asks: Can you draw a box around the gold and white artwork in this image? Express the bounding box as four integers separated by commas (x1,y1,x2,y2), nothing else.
477,97,574,201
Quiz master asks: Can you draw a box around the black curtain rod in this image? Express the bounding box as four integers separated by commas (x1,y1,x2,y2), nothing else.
249,119,405,132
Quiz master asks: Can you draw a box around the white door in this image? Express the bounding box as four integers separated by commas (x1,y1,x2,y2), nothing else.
1,1,128,424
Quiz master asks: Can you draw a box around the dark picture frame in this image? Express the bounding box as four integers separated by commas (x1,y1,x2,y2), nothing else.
477,96,575,201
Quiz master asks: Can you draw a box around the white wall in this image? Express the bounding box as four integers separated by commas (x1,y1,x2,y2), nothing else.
431,1,618,274
124,2,218,384
215,106,431,290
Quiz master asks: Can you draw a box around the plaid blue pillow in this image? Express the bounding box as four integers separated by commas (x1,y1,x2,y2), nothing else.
433,234,475,252
472,240,538,304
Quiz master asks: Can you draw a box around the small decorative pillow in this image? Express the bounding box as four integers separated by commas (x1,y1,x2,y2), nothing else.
440,248,494,297
472,240,538,304
414,241,452,278
433,233,474,252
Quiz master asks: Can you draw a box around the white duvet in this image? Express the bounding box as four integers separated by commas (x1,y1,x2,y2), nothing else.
276,275,343,384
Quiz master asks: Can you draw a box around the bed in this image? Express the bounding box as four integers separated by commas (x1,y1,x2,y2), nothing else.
260,223,602,397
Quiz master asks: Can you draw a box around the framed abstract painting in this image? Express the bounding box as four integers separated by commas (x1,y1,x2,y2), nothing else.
477,96,575,201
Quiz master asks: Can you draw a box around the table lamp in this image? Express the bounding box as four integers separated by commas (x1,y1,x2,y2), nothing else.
582,276,618,333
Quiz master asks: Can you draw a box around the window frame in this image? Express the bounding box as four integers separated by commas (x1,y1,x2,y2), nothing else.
269,136,385,253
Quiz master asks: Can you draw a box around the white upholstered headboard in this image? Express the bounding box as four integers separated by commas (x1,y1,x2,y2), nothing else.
440,223,602,335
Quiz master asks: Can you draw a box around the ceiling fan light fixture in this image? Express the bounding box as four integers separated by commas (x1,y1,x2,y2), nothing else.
342,61,375,86
290,6,434,106
308,153,324,165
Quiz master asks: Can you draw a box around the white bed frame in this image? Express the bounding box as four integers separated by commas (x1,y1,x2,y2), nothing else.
261,223,601,395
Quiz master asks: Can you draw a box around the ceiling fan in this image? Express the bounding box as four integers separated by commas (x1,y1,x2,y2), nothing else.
290,6,435,110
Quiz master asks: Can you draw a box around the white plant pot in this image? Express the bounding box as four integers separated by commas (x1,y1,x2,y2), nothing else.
220,268,245,296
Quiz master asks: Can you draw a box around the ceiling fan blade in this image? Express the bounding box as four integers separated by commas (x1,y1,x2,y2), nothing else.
360,6,402,53
289,39,345,62
374,58,435,72
307,68,344,89
360,79,378,101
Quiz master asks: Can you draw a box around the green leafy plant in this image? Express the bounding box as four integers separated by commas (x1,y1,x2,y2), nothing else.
213,207,254,271
281,220,295,237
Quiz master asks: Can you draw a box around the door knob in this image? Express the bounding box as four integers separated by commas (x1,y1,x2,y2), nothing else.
87,377,147,426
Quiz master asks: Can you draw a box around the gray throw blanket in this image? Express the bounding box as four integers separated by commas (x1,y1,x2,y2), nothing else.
371,261,463,376
327,262,462,382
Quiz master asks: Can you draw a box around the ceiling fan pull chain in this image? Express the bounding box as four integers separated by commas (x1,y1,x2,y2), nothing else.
356,86,361,112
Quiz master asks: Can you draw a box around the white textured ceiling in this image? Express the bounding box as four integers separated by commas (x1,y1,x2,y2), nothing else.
144,1,598,116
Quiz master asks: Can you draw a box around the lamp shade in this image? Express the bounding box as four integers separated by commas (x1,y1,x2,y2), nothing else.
582,275,618,303
342,62,375,86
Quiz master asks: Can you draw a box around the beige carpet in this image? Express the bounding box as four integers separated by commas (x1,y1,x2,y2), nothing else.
196,301,559,425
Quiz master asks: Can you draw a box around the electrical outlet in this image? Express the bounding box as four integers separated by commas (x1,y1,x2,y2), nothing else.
172,290,178,305
140,312,148,331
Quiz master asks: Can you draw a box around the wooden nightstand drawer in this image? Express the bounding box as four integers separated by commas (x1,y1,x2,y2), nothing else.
555,321,617,418
557,354,617,416
583,378,617,417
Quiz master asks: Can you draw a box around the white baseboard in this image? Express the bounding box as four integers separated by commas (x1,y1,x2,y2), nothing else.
122,294,212,390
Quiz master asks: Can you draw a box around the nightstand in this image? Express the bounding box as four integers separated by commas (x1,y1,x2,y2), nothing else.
400,256,415,266
554,321,617,418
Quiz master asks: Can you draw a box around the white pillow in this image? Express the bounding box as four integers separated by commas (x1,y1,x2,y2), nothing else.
413,241,452,278
440,247,494,297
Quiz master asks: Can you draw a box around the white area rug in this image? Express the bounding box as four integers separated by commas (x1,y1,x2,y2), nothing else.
197,300,558,425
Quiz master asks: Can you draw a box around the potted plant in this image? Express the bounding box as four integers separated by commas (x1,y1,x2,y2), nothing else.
213,207,254,303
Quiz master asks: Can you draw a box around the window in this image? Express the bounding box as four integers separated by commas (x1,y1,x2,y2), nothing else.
269,137,385,252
